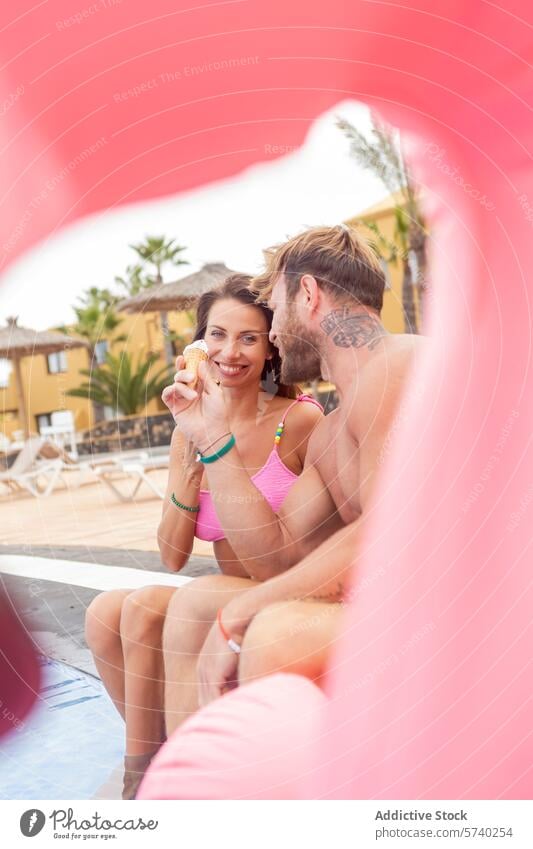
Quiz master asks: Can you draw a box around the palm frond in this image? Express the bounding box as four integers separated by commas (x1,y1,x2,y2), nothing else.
68,350,172,415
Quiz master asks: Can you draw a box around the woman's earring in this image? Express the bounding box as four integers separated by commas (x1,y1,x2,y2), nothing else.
262,358,277,393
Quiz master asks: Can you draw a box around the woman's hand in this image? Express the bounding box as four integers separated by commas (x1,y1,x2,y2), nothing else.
163,358,231,452
161,355,198,420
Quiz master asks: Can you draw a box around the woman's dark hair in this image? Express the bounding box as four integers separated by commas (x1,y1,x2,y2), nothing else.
193,274,298,399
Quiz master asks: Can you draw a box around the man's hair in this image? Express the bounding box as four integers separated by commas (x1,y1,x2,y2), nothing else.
253,224,386,313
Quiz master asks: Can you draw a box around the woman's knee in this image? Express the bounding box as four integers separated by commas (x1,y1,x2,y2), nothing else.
85,589,128,655
163,574,234,656
120,585,175,650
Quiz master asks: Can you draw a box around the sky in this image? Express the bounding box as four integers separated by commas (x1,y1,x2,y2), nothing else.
0,99,387,335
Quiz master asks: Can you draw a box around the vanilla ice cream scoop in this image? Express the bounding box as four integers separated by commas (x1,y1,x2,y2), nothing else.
183,339,209,387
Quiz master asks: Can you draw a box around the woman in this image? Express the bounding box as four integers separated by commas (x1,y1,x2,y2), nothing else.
85,275,322,799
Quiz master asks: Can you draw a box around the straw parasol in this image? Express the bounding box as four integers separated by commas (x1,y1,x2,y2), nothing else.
0,316,88,438
117,262,240,313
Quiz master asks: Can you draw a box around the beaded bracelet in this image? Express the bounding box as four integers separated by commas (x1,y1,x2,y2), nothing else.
216,608,241,655
170,493,200,513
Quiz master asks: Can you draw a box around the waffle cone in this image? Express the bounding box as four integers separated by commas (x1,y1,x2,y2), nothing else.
184,348,208,387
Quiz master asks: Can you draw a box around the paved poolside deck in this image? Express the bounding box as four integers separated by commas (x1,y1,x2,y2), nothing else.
0,468,214,557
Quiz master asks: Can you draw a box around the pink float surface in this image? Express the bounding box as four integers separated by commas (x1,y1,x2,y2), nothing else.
1,1,531,797
139,674,326,800
0,592,40,739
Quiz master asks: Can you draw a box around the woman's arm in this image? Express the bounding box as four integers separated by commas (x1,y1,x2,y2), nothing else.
287,399,324,468
157,427,204,571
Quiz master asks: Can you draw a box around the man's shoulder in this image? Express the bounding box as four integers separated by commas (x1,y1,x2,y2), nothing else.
353,335,426,427
366,334,425,383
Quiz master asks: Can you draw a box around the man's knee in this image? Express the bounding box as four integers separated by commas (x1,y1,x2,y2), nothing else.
85,589,126,654
238,601,301,683
238,601,334,685
120,585,172,649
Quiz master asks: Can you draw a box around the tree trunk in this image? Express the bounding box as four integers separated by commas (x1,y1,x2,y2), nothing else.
13,355,30,438
87,348,106,423
402,258,419,334
159,311,175,366
153,266,175,366
410,224,428,330
92,403,106,423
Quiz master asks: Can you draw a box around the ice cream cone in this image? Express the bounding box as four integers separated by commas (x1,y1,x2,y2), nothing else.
183,340,209,388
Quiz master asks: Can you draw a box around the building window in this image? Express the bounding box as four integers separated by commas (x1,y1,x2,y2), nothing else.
0,358,11,389
94,340,108,365
47,351,68,374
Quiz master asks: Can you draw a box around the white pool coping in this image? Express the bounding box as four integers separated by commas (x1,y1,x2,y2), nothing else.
0,555,191,592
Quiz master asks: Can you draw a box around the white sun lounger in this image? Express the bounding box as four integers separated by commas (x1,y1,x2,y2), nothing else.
94,454,170,502
0,436,65,497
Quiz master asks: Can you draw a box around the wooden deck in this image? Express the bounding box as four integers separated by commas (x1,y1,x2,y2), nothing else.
0,469,214,558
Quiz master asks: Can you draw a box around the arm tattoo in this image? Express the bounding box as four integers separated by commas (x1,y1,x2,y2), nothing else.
320,308,386,350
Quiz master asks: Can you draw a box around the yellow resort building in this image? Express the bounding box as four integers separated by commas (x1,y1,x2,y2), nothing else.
0,309,194,442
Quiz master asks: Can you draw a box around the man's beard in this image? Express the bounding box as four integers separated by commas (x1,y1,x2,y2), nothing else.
277,317,323,384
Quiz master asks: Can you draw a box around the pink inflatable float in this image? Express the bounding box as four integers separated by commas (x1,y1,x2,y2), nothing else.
1,0,531,796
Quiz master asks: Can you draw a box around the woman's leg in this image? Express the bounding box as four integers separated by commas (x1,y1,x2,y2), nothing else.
86,585,177,799
85,589,132,720
238,600,343,688
119,585,177,757
163,574,255,736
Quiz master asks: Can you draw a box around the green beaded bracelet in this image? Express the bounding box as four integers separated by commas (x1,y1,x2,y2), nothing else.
198,433,236,464
170,493,200,513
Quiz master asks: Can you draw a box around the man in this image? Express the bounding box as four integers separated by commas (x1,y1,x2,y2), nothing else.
163,224,424,730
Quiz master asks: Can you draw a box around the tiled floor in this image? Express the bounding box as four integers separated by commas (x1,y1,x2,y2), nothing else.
0,657,124,800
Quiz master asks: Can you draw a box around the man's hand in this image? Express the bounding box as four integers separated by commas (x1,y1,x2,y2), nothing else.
161,357,230,451
197,621,239,707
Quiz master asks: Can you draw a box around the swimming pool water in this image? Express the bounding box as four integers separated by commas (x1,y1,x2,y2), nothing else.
0,656,124,800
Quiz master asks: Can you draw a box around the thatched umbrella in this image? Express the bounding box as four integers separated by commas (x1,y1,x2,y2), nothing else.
117,262,239,314
0,316,88,438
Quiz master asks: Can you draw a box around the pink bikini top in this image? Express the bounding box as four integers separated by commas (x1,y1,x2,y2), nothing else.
194,395,323,543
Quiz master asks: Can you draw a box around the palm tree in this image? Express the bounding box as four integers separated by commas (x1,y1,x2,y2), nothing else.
337,114,428,333
127,236,189,364
114,263,148,297
66,350,173,417
363,212,419,334
63,287,125,346
58,287,127,422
